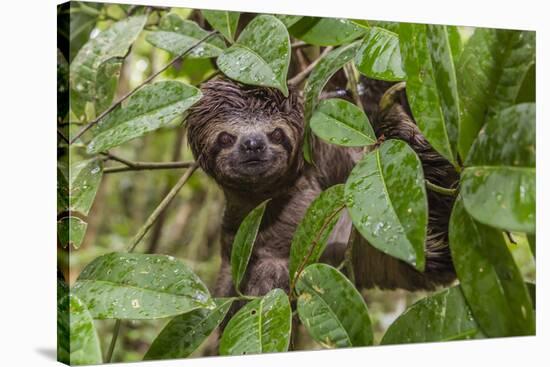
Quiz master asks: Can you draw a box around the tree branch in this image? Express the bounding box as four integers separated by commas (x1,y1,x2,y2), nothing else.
288,47,333,87
69,31,220,145
127,162,199,253
425,180,458,196
104,161,195,174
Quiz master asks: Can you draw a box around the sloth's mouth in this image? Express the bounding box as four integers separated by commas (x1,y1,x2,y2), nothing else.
240,158,267,166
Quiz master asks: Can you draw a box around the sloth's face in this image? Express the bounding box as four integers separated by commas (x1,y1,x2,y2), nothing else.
202,116,300,192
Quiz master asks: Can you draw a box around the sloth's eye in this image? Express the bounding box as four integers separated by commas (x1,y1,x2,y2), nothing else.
269,128,285,144
217,132,236,148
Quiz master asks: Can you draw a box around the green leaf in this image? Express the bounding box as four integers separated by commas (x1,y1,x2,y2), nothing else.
399,23,460,165
461,103,535,233
57,49,70,120
70,15,147,118
354,27,406,81
57,164,70,214
447,25,463,64
381,286,483,345
231,200,269,292
289,184,345,283
72,252,214,320
296,264,373,348
220,289,292,355
345,139,428,270
67,294,103,365
449,198,535,337
58,216,88,249
69,158,103,215
457,29,535,159
274,14,303,28
146,14,226,58
57,284,70,364
144,298,233,360
87,81,201,154
527,234,536,258
310,99,376,147
216,15,290,96
66,2,101,62
202,10,240,43
516,63,536,104
302,41,361,162
289,17,365,46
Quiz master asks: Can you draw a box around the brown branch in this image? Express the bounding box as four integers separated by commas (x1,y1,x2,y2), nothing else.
57,128,69,144
127,162,199,253
104,161,196,174
69,31,220,145
288,46,333,87
289,205,345,298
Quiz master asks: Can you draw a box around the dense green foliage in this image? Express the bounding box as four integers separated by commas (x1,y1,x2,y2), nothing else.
57,3,535,364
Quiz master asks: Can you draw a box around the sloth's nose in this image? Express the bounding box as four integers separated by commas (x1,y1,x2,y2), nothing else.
241,135,267,153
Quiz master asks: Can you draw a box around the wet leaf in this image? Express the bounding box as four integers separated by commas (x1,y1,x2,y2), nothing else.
457,29,535,159
289,17,365,46
516,63,536,104
296,264,373,348
355,27,405,81
72,252,214,320
69,158,103,215
144,298,233,360
202,10,240,43
302,42,361,162
57,164,69,214
70,15,147,118
231,200,269,292
220,289,291,355
274,14,303,28
399,23,460,165
345,139,427,270
57,49,70,120
310,98,376,147
58,216,88,249
67,294,102,365
381,286,483,345
289,185,345,283
462,103,535,233
449,199,535,337
87,81,201,154
57,283,70,364
146,13,226,58
527,234,536,258
217,15,290,96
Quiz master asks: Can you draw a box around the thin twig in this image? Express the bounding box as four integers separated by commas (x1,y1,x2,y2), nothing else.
288,47,333,87
69,31,220,145
100,151,135,166
57,128,69,144
105,319,121,363
425,180,458,196
344,227,358,285
127,163,199,253
289,205,345,298
291,41,309,49
104,161,195,174
344,63,363,110
379,81,406,113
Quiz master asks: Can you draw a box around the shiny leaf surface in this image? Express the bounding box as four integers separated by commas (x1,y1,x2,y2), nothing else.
302,42,361,162
217,15,290,95
399,23,460,165
449,199,535,337
462,103,535,233
381,286,483,344
58,216,88,249
355,27,405,81
202,10,240,42
68,294,102,365
457,29,535,159
87,81,201,154
289,17,365,46
144,298,233,360
345,139,427,270
70,15,146,118
296,264,373,348
310,98,376,147
72,252,214,319
231,200,269,292
69,158,103,215
289,184,345,283
220,289,291,355
275,14,303,28
146,14,226,58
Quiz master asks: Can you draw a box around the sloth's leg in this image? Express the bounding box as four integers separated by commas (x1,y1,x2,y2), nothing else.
243,257,290,296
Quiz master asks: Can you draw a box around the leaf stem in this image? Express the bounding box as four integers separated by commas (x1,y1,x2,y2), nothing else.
105,319,121,363
425,180,457,196
69,31,220,145
127,163,199,253
343,63,363,110
379,81,406,113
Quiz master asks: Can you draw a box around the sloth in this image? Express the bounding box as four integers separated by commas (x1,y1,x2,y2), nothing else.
186,77,458,303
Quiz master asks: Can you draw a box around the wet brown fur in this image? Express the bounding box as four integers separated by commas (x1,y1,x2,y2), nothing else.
186,77,457,310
